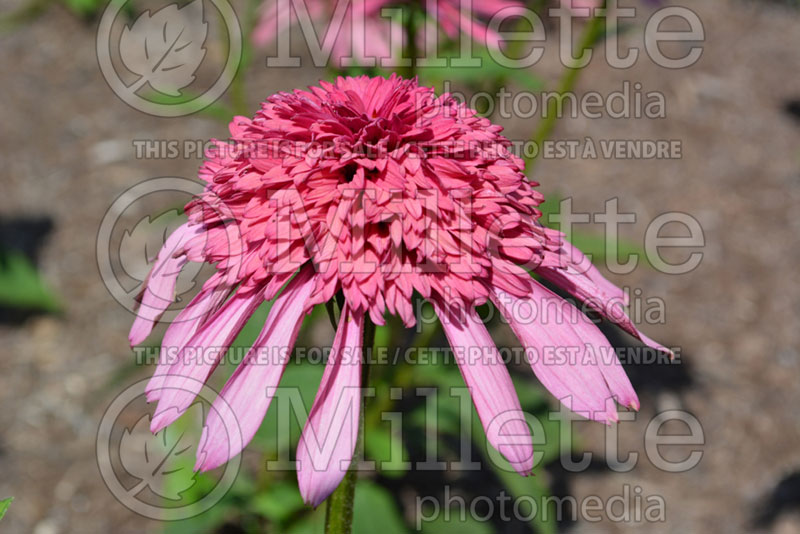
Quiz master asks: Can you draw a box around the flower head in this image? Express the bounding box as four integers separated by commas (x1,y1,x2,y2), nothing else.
130,75,669,506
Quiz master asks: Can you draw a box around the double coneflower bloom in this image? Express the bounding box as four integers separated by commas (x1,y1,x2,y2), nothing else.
129,75,668,506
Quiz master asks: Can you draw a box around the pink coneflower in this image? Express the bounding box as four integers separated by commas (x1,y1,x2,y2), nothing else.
129,75,668,506
252,0,525,66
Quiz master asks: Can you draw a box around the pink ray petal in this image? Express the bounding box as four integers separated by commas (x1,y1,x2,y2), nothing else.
129,223,204,345
537,240,672,358
492,285,619,422
149,287,263,433
297,304,363,507
195,265,318,471
146,280,231,402
514,278,638,413
435,302,534,476
553,238,630,305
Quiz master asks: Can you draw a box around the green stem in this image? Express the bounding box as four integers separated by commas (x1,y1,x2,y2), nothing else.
230,65,248,116
323,460,357,534
402,2,419,79
323,317,375,534
525,5,606,173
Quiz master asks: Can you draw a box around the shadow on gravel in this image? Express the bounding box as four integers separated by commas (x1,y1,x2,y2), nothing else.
752,471,800,529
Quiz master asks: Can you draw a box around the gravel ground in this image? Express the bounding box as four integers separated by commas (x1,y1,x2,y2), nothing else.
0,0,799,532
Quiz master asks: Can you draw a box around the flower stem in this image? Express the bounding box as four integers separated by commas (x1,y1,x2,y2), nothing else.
401,3,419,79
323,317,374,534
525,4,606,173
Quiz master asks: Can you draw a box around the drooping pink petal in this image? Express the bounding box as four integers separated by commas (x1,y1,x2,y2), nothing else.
146,279,231,403
195,265,318,471
550,237,629,305
537,240,672,359
149,287,264,433
506,278,638,413
492,285,619,422
129,223,204,345
436,302,534,475
297,304,363,507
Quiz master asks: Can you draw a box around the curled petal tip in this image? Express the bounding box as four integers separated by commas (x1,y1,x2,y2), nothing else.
516,465,533,478
193,457,206,473
149,409,180,434
502,447,535,477
509,462,533,477
128,329,146,347
193,452,220,473
298,485,329,509
193,440,230,474
149,419,168,435
194,455,219,473
193,427,210,472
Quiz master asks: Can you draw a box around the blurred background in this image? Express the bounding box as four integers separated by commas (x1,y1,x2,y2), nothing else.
0,0,799,532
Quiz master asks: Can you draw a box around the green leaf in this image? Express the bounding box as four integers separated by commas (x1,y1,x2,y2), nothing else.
538,194,649,266
249,480,305,524
251,360,325,451
374,323,392,349
407,362,469,435
139,90,235,123
0,497,12,521
285,506,326,534
364,424,409,477
353,481,408,534
418,507,493,534
410,358,462,390
469,406,559,534
491,467,556,534
162,472,258,534
119,408,200,501
161,493,229,534
0,250,60,312
60,0,104,16
511,375,547,410
417,44,543,97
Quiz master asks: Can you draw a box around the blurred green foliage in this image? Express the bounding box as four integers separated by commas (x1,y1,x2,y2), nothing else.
0,497,12,522
62,0,105,16
539,194,649,266
0,249,61,313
